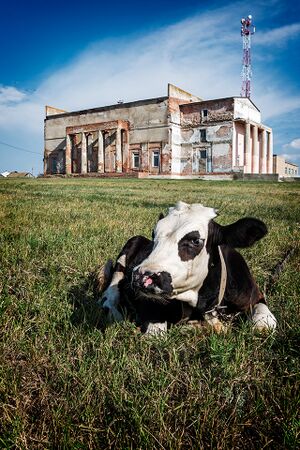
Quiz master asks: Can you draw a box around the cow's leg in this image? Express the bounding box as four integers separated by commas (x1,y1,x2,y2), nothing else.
100,254,126,322
250,302,277,331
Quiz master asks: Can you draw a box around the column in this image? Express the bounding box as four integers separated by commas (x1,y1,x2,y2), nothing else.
81,132,87,174
122,130,129,172
115,127,122,173
252,125,259,173
244,122,251,173
43,153,48,175
232,123,236,168
97,130,104,173
260,129,267,173
65,134,72,174
267,131,273,174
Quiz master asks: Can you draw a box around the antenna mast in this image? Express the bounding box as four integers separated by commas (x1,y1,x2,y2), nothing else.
240,14,255,98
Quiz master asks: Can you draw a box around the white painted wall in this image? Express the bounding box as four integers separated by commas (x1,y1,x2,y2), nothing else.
234,98,261,123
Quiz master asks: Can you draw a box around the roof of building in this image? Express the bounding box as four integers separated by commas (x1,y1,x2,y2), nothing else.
45,96,169,120
273,155,298,168
0,171,10,177
179,96,260,112
7,171,33,178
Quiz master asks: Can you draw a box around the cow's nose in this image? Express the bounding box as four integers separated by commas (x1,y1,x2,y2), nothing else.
132,269,153,287
132,268,172,294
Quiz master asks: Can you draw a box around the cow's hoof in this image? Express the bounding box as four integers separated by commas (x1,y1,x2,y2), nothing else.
144,322,167,335
204,314,228,334
251,303,277,332
186,320,203,329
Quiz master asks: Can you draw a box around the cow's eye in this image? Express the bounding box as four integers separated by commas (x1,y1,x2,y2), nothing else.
191,238,202,246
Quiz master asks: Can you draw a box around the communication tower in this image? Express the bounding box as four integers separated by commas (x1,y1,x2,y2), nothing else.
240,15,255,98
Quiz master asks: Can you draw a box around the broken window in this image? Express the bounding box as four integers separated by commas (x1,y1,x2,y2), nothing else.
132,152,140,169
152,150,160,168
201,109,208,120
200,129,207,142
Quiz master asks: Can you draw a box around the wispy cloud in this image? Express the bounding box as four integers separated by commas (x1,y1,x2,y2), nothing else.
255,22,300,46
0,86,27,104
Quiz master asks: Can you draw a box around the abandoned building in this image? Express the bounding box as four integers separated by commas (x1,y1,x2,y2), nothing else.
44,84,274,177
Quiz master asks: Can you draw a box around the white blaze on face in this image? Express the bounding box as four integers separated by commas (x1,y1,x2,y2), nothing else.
137,202,217,306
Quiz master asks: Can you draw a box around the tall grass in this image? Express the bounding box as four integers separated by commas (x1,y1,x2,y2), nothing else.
0,178,299,449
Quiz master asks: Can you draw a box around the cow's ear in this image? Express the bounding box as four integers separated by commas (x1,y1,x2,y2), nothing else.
221,218,268,248
158,212,164,221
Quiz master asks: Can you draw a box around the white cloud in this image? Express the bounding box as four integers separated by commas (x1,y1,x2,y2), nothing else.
0,86,26,104
283,138,300,154
255,22,300,46
288,138,300,149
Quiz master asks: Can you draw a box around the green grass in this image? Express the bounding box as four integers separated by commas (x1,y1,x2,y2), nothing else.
0,178,299,449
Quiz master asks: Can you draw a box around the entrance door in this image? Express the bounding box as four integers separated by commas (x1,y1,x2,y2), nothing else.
87,132,98,173
192,148,207,173
104,131,116,172
71,135,81,174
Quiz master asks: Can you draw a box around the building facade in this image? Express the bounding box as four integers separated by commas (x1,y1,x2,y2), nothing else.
273,155,298,177
44,84,273,176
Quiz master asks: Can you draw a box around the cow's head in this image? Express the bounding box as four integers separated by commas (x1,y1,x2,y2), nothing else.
131,202,267,306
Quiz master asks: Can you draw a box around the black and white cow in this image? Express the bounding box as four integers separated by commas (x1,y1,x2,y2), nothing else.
99,202,276,334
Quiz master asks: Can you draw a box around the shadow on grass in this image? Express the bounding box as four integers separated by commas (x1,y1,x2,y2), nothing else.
68,269,109,331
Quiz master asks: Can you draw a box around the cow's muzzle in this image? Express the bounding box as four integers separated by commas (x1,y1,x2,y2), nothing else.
132,268,173,297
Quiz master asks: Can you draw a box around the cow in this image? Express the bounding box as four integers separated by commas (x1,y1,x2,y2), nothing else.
98,202,276,334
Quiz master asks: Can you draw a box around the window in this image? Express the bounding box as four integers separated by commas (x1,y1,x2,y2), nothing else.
200,150,207,159
202,109,208,120
285,167,287,174
200,129,207,142
152,150,160,168
132,152,140,169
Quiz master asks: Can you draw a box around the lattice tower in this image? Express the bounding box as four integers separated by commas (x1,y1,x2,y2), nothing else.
240,15,255,98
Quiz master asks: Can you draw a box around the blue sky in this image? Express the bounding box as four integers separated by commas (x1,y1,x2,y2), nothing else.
0,0,299,174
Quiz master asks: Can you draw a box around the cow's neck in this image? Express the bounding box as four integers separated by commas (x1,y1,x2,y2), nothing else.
173,246,227,310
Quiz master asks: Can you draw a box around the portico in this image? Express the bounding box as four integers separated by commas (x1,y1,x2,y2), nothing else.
234,120,273,174
65,120,129,175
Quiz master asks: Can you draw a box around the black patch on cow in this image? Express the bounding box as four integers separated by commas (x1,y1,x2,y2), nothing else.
196,243,264,316
114,262,125,273
178,231,204,261
207,218,267,250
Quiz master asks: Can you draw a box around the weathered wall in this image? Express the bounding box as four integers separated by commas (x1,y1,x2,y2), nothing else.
167,84,202,174
45,98,169,174
180,98,235,127
234,98,261,123
179,99,234,174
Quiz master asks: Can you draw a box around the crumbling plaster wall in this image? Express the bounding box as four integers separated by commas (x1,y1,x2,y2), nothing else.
168,84,202,174
45,98,169,173
179,99,234,173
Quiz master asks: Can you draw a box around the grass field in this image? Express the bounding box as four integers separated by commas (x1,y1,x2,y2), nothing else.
0,178,299,449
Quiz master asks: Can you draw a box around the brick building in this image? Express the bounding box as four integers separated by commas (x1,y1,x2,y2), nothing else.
44,84,273,176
